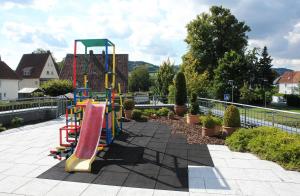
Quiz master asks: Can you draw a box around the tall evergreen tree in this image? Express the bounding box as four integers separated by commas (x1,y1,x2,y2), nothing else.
157,58,176,96
257,46,273,88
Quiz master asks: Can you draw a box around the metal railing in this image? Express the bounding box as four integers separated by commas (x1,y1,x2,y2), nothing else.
0,97,69,117
198,98,300,134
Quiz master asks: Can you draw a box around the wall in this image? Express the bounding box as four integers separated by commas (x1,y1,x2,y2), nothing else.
19,78,39,89
40,56,59,79
0,108,58,126
279,83,299,95
0,79,19,100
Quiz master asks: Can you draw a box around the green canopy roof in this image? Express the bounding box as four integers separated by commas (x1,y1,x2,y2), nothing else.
76,39,114,47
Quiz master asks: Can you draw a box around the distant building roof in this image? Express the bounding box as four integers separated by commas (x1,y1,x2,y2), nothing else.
15,52,58,79
18,88,39,93
0,60,20,80
278,71,300,84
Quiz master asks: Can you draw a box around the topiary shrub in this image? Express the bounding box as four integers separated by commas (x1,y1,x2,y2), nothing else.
174,72,187,106
223,105,241,127
157,107,170,117
123,99,135,110
11,117,24,128
131,109,148,122
201,115,215,129
189,93,199,115
142,109,157,117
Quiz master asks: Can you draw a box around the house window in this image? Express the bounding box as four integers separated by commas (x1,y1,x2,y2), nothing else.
0,93,2,100
23,70,31,76
47,71,49,75
3,93,6,97
51,71,54,75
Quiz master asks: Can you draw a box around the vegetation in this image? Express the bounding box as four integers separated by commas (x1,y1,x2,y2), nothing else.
167,84,175,104
128,65,151,92
226,127,300,171
157,59,176,96
189,93,199,115
157,107,170,117
181,6,275,103
41,79,73,96
0,124,6,132
11,117,24,128
123,99,135,110
168,110,175,119
201,115,216,129
285,94,300,107
174,72,187,106
142,109,157,117
131,109,147,122
223,105,241,127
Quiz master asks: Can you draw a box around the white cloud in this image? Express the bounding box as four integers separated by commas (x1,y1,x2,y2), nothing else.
0,0,58,11
284,22,300,45
272,57,300,70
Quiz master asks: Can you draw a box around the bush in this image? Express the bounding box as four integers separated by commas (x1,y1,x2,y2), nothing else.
157,107,170,117
0,123,6,132
131,109,147,122
168,84,175,104
201,115,215,129
174,72,187,106
189,93,199,115
168,110,175,119
213,116,223,126
142,109,157,117
226,127,300,171
41,79,73,96
11,117,24,127
285,94,300,107
123,99,135,110
223,105,240,127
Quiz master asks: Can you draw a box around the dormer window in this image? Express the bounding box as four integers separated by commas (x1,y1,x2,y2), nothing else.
23,67,33,76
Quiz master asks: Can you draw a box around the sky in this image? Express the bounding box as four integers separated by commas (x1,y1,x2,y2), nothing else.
0,0,300,70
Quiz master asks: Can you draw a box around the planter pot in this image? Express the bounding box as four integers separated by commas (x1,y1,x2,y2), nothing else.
214,125,222,135
187,114,199,124
223,126,238,135
174,105,187,116
124,110,132,119
202,127,215,137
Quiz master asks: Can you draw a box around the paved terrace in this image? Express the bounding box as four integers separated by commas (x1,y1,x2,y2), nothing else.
0,118,299,195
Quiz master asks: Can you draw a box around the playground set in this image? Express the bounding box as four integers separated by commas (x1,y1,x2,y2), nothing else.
50,39,124,173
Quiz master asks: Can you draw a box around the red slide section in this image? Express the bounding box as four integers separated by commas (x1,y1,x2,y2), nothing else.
74,101,105,159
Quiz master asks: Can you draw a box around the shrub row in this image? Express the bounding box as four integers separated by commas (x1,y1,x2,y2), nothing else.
226,127,300,171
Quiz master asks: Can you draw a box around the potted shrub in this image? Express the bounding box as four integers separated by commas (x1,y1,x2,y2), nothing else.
223,105,241,135
201,115,216,137
187,93,200,124
131,109,147,122
174,72,187,116
213,116,222,135
123,99,135,119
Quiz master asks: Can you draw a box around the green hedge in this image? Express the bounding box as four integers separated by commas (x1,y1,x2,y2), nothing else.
285,94,300,107
226,127,300,171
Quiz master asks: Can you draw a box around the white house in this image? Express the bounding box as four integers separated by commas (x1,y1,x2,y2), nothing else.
0,57,20,100
16,51,59,89
278,71,300,95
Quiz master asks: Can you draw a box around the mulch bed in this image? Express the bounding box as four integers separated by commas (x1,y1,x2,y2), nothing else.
150,116,225,145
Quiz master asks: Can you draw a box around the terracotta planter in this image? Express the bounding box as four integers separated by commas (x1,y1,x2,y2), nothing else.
202,127,215,137
187,114,199,124
214,125,222,135
174,105,187,116
124,110,132,119
223,126,238,135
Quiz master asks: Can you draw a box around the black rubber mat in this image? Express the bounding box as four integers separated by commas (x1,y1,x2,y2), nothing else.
38,121,214,191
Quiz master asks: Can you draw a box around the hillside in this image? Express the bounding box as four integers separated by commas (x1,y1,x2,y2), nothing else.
272,67,293,76
128,61,159,73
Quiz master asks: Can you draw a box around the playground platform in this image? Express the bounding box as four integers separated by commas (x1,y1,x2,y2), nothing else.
0,118,299,196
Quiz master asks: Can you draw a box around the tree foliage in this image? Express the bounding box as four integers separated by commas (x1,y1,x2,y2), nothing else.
41,79,73,96
184,6,250,78
174,72,187,105
157,58,176,96
128,65,151,92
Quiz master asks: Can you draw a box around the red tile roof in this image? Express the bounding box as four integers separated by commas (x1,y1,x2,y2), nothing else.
278,71,300,84
0,60,20,80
